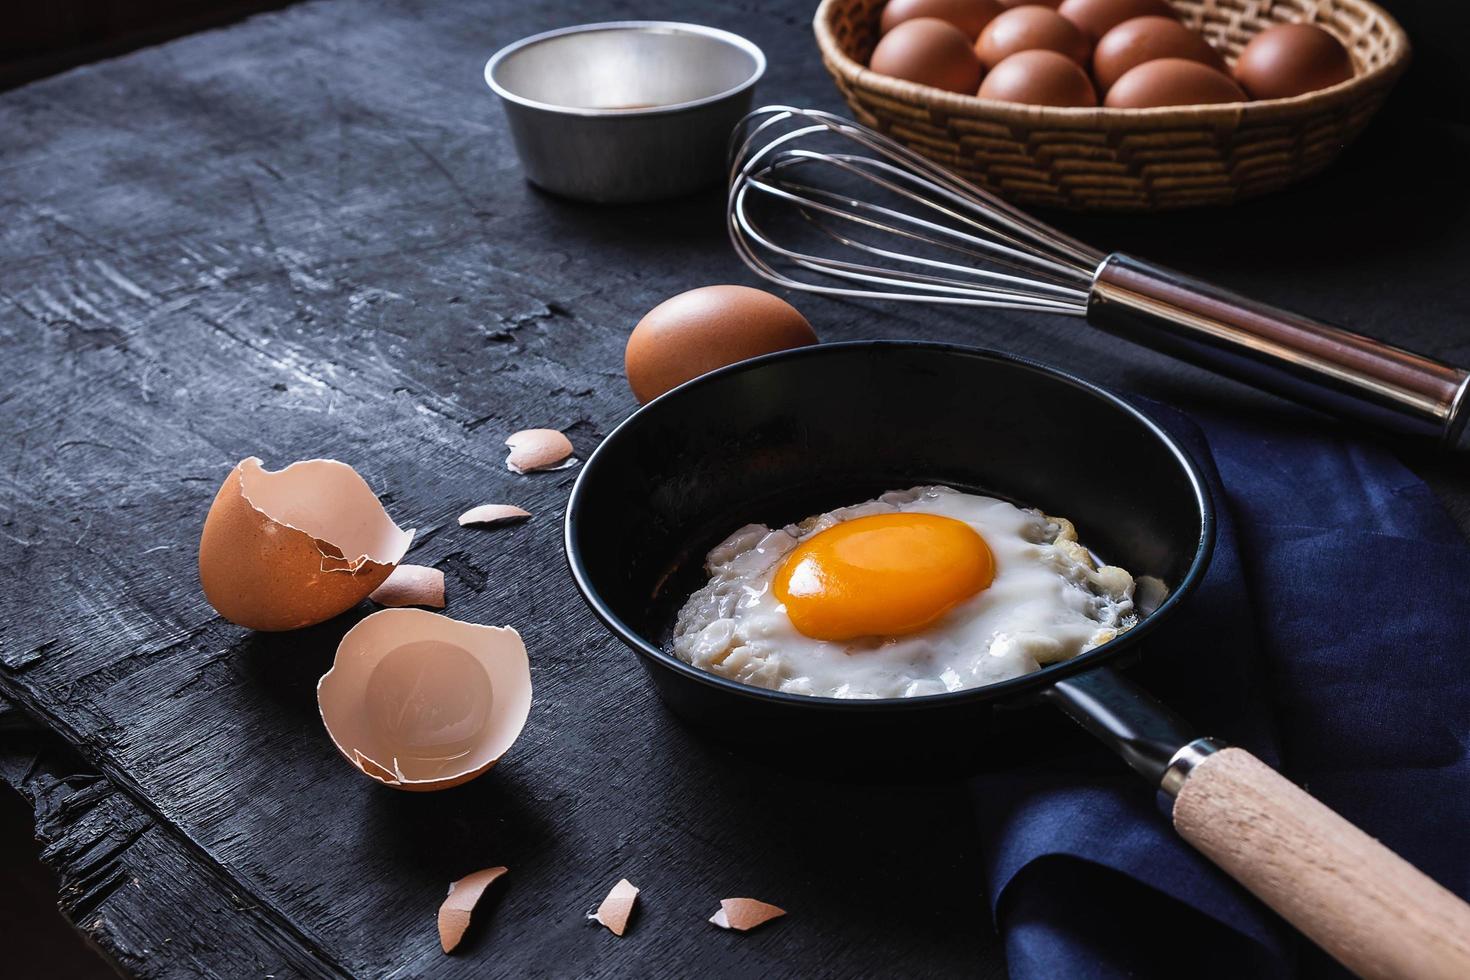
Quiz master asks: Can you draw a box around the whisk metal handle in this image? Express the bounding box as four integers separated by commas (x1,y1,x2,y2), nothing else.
1088,254,1470,450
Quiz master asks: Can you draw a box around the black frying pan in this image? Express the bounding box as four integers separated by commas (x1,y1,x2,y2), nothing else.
565,342,1470,977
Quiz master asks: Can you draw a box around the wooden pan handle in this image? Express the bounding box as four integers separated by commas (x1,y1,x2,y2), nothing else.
1172,748,1470,980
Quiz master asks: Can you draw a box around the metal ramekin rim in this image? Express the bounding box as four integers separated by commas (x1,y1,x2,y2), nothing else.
484,21,767,119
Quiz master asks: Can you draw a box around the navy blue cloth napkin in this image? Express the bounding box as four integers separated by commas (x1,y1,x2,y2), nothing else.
973,402,1470,979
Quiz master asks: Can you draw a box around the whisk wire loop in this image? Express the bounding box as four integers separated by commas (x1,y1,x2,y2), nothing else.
728,106,1104,314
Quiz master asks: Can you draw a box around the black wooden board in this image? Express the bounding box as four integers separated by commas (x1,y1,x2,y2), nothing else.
0,702,335,978
1,0,1468,977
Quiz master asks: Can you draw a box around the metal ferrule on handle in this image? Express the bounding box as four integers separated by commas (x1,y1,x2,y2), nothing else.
1088,254,1470,450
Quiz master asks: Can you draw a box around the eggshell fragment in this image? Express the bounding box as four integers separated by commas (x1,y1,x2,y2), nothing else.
198,457,414,631
505,429,575,474
709,898,786,932
317,609,532,791
438,866,508,953
590,879,639,936
369,564,445,609
458,504,532,527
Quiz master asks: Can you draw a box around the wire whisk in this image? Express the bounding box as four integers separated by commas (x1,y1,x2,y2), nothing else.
728,106,1102,316
725,106,1469,451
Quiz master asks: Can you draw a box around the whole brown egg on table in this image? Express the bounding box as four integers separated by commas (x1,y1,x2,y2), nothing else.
624,285,819,404
863,0,1358,108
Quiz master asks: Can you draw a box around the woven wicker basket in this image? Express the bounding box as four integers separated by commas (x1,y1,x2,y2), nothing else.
815,0,1409,210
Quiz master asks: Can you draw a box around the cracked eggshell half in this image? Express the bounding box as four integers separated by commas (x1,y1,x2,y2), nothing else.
199,457,414,631
317,608,532,791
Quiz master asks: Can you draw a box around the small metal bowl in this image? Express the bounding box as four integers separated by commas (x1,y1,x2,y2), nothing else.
484,22,766,204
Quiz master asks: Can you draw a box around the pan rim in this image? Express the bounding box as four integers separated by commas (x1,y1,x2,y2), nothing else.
564,340,1216,712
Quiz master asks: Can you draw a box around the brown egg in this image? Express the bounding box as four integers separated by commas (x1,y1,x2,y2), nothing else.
999,0,1058,6
1093,16,1226,93
1105,57,1247,108
1057,0,1176,41
870,17,986,93
978,49,1097,106
974,6,1091,70
626,285,819,404
880,0,1005,41
1234,22,1354,100
198,457,414,631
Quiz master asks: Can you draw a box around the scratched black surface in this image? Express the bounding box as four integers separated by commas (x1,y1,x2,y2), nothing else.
1,0,1468,977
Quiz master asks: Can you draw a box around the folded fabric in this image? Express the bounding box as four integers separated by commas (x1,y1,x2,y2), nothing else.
973,402,1470,979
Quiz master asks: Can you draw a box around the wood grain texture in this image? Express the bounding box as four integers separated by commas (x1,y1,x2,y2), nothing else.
0,702,341,978
0,0,1468,976
1174,748,1470,980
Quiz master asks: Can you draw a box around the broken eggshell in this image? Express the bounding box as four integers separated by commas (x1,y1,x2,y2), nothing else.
439,865,509,953
458,503,532,527
590,879,639,937
198,457,414,631
369,564,446,609
709,898,786,932
317,608,532,791
505,429,575,474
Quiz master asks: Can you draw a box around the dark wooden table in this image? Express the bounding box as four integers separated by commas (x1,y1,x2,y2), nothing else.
3,1,1468,977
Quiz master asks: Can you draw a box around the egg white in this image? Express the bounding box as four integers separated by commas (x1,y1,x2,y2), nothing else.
670,486,1141,699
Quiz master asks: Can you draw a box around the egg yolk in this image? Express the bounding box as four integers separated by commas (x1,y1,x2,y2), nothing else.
773,513,994,641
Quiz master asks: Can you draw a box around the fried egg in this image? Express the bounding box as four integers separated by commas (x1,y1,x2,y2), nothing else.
671,486,1142,699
